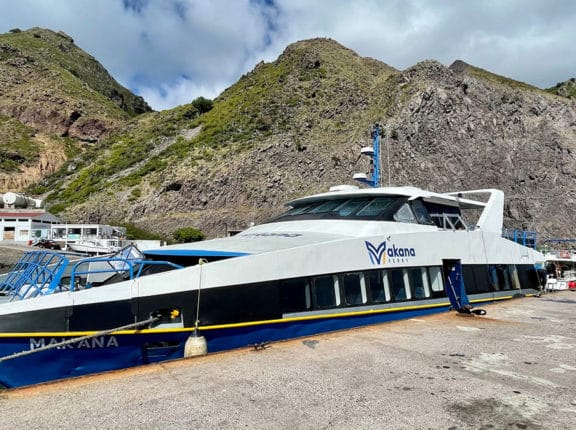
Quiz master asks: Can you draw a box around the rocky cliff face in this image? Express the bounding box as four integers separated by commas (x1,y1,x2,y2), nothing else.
382,59,576,236
0,27,151,191
118,42,575,240
1,34,575,240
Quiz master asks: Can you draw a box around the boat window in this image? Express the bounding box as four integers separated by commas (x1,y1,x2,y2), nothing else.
424,202,466,230
389,269,409,301
267,196,411,222
463,265,491,294
428,267,444,293
516,264,541,290
382,271,391,302
393,203,417,224
411,199,434,225
280,278,311,313
341,272,366,306
333,198,372,216
309,199,347,214
356,197,402,217
287,202,324,215
312,275,340,308
408,268,430,299
489,264,512,291
365,270,388,303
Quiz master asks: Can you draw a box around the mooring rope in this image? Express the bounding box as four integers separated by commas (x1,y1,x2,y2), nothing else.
0,315,160,363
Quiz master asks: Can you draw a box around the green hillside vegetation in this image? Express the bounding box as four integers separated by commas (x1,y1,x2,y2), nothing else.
42,38,400,214
546,78,576,99
0,115,39,171
41,102,203,211
2,32,573,239
1,28,149,117
193,38,398,148
465,65,542,92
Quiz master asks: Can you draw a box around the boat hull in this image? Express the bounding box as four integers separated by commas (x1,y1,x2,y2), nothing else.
0,293,530,389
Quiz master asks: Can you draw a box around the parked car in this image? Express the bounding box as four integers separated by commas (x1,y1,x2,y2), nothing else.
31,239,61,250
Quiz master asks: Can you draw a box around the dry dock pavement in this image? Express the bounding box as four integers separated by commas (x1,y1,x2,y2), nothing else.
1,291,576,429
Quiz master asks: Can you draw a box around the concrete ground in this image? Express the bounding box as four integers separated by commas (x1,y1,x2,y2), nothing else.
0,244,27,273
2,291,576,429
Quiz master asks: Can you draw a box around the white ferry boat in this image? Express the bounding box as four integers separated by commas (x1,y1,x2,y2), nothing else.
0,184,544,388
0,123,544,388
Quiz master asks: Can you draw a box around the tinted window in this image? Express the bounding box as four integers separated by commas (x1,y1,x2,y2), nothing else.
411,199,434,225
393,203,417,223
408,268,429,299
428,267,445,297
489,265,513,291
341,272,364,305
463,265,490,294
312,275,339,308
281,278,311,313
356,197,403,217
334,198,371,216
366,270,387,303
309,200,347,214
389,269,408,301
516,264,540,290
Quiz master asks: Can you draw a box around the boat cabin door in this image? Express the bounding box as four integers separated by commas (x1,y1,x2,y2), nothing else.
442,260,470,311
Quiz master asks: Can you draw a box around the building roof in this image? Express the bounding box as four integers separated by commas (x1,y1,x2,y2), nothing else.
0,211,61,222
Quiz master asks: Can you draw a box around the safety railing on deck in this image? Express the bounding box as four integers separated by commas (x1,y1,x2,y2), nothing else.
0,251,69,301
68,257,183,291
0,245,184,301
502,228,537,249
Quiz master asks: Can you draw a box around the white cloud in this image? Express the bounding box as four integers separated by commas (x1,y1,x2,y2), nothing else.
138,77,224,111
0,0,575,109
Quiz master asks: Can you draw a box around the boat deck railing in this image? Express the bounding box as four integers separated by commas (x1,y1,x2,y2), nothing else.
430,214,471,231
68,257,183,291
502,228,537,249
0,251,69,301
545,250,576,260
0,247,184,301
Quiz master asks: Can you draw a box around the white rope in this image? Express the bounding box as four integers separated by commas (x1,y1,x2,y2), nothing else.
0,315,159,363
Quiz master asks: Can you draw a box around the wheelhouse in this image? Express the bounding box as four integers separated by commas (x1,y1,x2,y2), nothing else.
269,188,486,231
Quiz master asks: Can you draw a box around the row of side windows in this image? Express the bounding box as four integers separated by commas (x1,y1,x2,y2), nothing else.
280,266,446,314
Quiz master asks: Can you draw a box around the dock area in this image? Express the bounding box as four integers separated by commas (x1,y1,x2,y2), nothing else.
2,292,576,429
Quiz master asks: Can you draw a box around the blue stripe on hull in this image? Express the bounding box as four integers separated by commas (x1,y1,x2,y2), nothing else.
0,332,187,388
203,304,452,352
0,295,517,388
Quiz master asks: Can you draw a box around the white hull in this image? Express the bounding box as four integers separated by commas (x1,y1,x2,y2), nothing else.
67,240,120,255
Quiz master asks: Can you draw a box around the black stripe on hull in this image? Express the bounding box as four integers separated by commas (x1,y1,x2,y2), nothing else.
0,264,541,333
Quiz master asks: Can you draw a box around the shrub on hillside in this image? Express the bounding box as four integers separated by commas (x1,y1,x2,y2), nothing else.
173,227,205,243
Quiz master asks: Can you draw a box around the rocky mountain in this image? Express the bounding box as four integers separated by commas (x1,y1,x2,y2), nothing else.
547,78,576,99
1,30,575,240
0,27,151,190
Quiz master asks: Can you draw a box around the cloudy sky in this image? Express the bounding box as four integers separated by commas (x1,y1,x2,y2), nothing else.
1,0,574,111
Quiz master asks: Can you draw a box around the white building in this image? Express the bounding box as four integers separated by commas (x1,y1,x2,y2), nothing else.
0,210,61,243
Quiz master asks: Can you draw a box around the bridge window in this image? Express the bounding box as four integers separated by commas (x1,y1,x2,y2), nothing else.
411,199,434,225
309,200,347,214
334,198,371,216
356,197,402,218
393,203,417,224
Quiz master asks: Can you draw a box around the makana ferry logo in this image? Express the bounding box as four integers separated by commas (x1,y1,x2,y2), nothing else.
365,240,416,265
